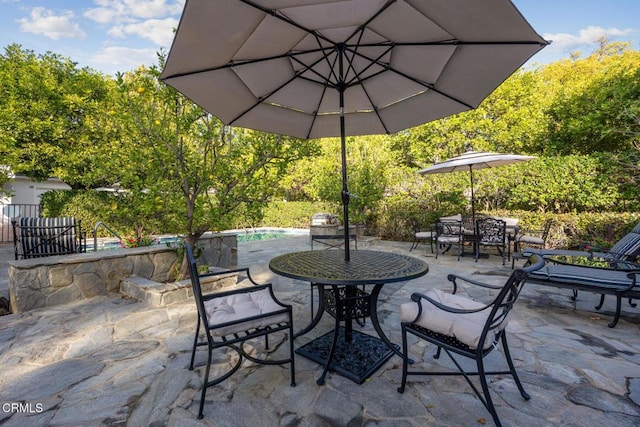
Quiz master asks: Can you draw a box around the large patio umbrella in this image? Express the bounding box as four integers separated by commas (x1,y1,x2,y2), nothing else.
417,151,536,224
160,0,548,260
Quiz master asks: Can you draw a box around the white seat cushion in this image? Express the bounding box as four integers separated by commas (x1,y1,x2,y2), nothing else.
205,288,289,337
516,235,544,245
400,288,506,350
437,236,460,244
415,231,434,239
440,214,462,222
495,217,519,228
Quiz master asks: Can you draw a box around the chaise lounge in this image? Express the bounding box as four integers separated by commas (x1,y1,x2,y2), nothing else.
519,222,640,327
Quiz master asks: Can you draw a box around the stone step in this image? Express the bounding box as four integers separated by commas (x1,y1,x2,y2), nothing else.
120,270,240,306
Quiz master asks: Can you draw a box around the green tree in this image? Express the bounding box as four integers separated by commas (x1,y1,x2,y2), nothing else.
540,41,640,154
113,59,318,252
0,44,117,188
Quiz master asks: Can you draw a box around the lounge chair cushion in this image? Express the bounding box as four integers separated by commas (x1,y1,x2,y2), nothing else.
400,288,506,350
205,288,289,336
631,222,640,234
528,264,634,288
608,232,640,259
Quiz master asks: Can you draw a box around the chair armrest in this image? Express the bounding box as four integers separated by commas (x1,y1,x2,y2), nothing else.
445,273,503,294
198,268,290,309
200,266,264,285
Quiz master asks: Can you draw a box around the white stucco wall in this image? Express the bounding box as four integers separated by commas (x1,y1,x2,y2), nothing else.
3,175,71,205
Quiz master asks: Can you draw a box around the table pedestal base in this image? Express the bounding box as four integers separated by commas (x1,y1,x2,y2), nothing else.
296,326,397,384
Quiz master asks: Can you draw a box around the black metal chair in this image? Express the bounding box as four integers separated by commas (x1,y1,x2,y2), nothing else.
476,217,507,265
409,218,435,253
513,219,553,254
435,219,463,261
397,255,545,427
185,244,296,419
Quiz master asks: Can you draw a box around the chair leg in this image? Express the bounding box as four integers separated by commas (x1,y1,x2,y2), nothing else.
198,341,213,419
288,318,297,387
501,333,530,400
410,238,417,251
190,316,202,370
477,357,502,427
397,324,409,393
608,296,622,328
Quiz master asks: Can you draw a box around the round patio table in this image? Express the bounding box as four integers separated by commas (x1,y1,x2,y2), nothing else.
269,249,429,385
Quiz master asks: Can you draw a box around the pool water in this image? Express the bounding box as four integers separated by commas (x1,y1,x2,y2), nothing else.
235,228,309,242
89,228,308,251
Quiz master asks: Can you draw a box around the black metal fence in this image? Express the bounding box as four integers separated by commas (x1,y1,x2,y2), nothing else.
0,204,40,243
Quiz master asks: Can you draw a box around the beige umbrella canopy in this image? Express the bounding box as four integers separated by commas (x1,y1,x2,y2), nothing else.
418,151,537,224
161,0,548,260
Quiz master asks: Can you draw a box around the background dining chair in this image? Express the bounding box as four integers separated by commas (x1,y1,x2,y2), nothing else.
409,218,435,253
435,219,463,261
397,255,545,427
513,219,553,254
476,217,507,265
185,244,296,419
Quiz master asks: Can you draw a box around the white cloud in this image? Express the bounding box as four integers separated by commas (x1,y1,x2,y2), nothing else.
123,0,184,19
108,18,178,46
544,26,637,52
85,0,184,23
18,7,87,40
90,46,158,74
84,6,130,25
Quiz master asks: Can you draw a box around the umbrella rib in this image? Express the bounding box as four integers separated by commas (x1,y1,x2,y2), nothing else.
359,81,390,134
346,0,397,44
305,84,328,140
227,50,336,127
343,43,475,110
240,0,334,46
290,46,340,89
161,48,329,80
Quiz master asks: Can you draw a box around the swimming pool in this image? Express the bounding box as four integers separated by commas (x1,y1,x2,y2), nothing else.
233,228,309,242
89,228,309,251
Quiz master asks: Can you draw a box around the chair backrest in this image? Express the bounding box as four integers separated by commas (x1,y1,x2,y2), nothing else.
476,217,506,245
480,255,545,346
435,219,462,239
608,223,640,261
12,217,83,260
185,243,209,327
540,219,553,240
440,213,462,222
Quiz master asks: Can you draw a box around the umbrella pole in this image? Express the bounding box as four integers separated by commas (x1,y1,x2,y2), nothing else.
339,87,350,262
469,165,476,226
337,45,350,262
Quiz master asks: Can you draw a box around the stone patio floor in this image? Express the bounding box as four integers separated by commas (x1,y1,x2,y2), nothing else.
1,236,639,426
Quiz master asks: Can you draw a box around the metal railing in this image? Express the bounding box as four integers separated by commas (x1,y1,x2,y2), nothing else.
93,221,122,251
0,204,40,243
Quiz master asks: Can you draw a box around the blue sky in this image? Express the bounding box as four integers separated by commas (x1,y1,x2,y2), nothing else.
0,0,638,76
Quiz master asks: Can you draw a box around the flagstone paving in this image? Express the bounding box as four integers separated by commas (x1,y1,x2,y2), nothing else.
0,237,639,426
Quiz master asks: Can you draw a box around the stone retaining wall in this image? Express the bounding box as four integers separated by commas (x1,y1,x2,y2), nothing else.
8,233,237,313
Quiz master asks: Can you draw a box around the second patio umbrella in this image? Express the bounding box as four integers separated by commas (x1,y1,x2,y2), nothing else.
160,0,548,260
418,151,536,224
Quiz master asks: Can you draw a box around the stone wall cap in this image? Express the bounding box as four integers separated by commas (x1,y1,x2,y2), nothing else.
8,245,175,269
